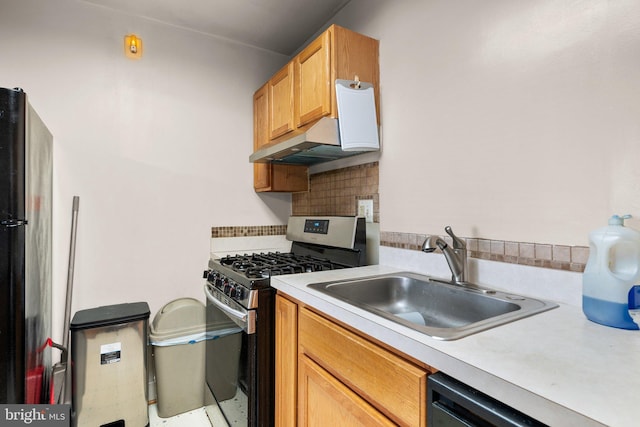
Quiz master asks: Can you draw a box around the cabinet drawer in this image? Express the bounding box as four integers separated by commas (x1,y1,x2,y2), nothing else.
298,354,395,427
299,307,428,427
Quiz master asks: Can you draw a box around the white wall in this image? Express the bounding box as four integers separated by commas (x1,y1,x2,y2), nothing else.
5,0,640,346
0,0,290,342
333,0,640,246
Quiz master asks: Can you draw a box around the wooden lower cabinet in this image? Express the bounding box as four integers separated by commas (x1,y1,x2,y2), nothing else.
298,355,395,427
275,293,434,427
275,294,298,427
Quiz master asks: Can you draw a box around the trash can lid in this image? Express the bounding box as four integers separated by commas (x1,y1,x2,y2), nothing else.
149,298,206,342
70,302,150,330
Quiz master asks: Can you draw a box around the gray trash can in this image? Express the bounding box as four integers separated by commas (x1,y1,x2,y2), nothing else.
70,302,150,427
149,298,208,418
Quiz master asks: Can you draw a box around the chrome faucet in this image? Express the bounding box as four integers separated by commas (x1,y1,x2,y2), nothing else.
422,226,468,285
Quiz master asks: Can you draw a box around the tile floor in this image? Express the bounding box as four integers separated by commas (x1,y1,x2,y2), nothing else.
149,403,228,427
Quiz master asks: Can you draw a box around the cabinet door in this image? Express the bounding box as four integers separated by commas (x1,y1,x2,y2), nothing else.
275,295,298,427
298,355,395,427
269,62,295,139
253,84,271,190
299,307,428,427
331,25,381,124
254,84,308,192
295,30,331,128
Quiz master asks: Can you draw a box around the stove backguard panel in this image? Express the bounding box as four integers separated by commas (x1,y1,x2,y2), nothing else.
210,223,379,265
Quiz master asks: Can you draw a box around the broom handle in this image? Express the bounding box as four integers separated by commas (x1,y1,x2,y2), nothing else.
62,196,79,350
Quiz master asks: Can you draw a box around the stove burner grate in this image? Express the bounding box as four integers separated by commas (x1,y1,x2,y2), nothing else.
220,252,349,279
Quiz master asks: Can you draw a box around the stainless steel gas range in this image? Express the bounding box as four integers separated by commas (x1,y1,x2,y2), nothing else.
203,216,367,426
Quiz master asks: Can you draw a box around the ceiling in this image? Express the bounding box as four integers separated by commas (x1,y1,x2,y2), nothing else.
81,0,352,56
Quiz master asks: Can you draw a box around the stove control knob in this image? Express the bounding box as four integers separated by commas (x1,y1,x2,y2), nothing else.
234,287,244,300
224,281,233,295
217,276,226,288
229,285,237,298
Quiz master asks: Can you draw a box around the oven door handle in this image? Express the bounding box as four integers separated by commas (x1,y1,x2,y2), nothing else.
204,284,248,323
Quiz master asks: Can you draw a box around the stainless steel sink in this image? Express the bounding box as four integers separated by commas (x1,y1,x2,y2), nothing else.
307,272,557,340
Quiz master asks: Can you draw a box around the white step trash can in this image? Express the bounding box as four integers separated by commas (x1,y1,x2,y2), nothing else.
150,298,210,418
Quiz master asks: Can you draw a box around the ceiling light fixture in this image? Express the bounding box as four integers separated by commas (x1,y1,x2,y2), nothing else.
124,34,143,59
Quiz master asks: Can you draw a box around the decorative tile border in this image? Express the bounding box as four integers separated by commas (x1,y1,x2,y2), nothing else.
380,231,588,272
210,226,588,272
211,225,287,238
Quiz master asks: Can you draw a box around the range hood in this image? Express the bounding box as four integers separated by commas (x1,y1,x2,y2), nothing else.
250,117,377,165
250,80,380,166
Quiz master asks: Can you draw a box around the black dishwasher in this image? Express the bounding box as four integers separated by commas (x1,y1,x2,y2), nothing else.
427,372,547,427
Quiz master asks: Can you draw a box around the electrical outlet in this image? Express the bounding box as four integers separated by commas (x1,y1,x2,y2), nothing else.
358,199,374,223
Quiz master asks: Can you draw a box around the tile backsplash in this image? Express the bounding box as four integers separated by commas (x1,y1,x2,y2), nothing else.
292,162,379,221
211,161,588,273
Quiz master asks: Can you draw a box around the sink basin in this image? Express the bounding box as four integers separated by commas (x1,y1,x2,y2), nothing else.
307,272,557,340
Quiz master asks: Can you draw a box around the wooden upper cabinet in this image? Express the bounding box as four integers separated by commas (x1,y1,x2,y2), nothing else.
253,83,269,151
330,25,380,124
269,62,295,140
295,30,332,128
253,83,308,192
253,84,271,190
262,24,379,145
294,25,380,130
251,25,378,192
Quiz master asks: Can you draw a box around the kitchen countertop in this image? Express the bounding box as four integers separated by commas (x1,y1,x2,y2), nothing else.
271,264,640,427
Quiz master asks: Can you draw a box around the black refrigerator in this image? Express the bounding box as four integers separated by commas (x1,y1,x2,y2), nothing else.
0,87,53,404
